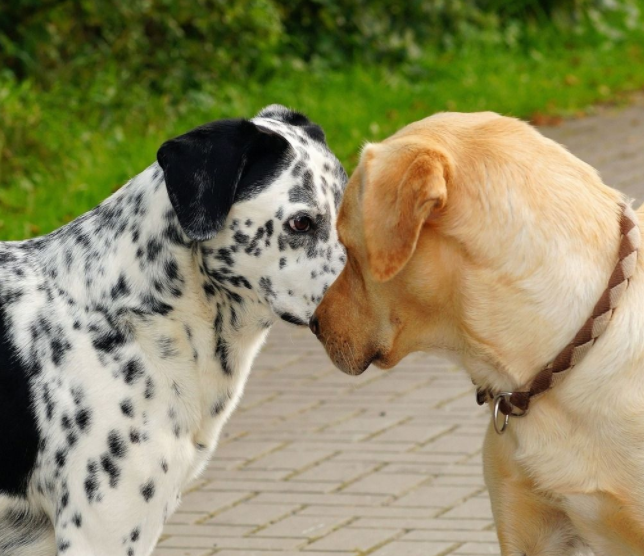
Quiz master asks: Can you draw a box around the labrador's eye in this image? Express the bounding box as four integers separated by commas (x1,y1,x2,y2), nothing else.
288,216,312,233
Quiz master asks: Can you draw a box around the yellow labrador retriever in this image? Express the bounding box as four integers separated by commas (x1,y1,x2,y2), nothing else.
311,112,644,555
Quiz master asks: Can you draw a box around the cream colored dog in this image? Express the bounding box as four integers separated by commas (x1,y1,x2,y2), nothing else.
311,112,644,555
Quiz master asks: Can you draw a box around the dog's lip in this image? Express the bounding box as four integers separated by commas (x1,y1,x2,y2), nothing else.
279,312,308,326
337,349,381,376
371,352,390,368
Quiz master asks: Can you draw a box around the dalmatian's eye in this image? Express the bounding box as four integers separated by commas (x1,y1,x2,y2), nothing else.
288,216,312,233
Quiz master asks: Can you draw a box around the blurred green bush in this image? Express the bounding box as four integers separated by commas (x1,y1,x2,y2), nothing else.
1,0,641,91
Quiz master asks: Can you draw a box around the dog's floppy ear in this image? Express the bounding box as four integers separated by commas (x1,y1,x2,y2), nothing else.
362,143,450,282
157,119,290,241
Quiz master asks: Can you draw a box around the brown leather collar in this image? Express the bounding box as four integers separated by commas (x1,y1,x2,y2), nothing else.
476,202,640,434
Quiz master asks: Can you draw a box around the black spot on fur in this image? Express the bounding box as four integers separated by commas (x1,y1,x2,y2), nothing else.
92,328,127,353
120,399,134,418
84,460,99,502
140,480,155,502
108,430,127,459
129,428,141,444
146,238,163,262
100,453,121,488
215,337,232,376
122,359,144,385
110,274,131,300
210,398,227,416
144,376,155,399
55,449,67,468
75,408,91,432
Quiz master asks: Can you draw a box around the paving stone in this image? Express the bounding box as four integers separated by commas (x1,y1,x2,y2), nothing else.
205,503,302,526
403,529,499,543
394,486,482,508
290,460,379,484
370,540,457,556
246,449,334,471
178,491,252,514
451,541,501,554
440,497,495,520
215,552,353,556
158,536,302,551
253,515,352,539
152,549,214,556
340,471,428,496
303,526,403,552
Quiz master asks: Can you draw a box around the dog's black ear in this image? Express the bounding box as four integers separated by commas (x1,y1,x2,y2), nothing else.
256,104,327,144
157,119,290,241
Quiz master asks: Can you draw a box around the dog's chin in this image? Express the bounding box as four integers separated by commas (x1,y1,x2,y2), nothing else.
278,312,308,327
332,349,381,377
371,351,397,370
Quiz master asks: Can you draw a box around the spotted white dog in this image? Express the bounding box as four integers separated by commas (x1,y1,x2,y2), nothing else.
0,105,347,556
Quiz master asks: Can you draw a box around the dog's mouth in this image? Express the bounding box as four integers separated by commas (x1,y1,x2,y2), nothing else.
332,347,383,376
279,312,308,327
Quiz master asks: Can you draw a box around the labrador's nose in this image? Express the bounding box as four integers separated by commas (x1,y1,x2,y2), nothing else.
309,314,320,337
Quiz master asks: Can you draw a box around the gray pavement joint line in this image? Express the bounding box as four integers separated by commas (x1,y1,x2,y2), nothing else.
360,416,414,443
237,441,292,470
283,451,342,481
438,542,466,556
359,528,408,556
388,377,438,402
433,388,475,411
237,391,282,414
296,515,363,549
433,486,489,519
408,424,460,453
332,462,389,493
315,407,368,433
381,476,436,506
194,492,260,525
260,353,310,376
245,505,317,537
217,430,252,448
456,448,484,465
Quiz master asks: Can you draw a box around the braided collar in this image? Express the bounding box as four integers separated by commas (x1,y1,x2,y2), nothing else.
477,202,640,434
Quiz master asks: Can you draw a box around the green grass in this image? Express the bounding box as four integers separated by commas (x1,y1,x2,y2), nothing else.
2,39,644,240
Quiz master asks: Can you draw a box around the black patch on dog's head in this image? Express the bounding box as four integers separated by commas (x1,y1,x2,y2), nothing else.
256,104,327,144
157,119,292,241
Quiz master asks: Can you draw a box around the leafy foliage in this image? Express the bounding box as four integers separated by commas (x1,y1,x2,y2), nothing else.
1,0,641,89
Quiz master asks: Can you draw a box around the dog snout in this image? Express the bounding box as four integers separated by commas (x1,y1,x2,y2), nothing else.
309,314,320,337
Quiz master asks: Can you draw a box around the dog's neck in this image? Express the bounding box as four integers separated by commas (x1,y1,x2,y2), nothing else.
457,187,636,395
30,164,274,337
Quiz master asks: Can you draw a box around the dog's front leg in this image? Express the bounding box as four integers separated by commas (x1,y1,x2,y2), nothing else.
49,461,180,556
483,423,581,556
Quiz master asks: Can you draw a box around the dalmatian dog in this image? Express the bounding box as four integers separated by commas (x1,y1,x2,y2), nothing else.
0,105,347,556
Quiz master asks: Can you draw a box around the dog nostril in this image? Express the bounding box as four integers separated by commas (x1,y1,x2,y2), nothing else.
309,315,320,336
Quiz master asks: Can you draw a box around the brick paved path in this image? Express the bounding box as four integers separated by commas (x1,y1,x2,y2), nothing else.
153,99,644,556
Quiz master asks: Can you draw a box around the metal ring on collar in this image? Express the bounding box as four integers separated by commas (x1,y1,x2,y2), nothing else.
492,392,529,435
493,394,511,435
